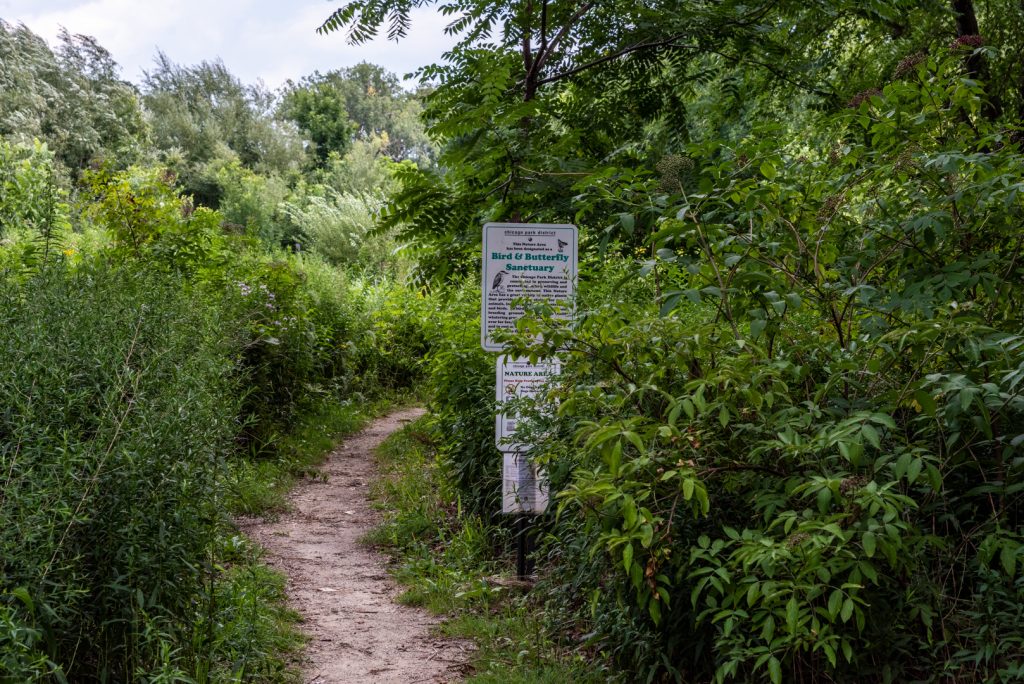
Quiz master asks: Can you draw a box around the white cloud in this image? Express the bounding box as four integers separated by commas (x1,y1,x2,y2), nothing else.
1,0,458,89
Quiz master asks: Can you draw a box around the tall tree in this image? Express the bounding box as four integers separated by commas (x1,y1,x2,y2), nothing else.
0,22,148,173
318,0,1024,284
142,53,305,205
280,62,434,166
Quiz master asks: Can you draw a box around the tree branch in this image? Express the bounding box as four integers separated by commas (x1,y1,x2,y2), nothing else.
537,34,692,87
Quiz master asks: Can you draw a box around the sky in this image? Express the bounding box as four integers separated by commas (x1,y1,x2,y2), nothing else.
0,0,457,89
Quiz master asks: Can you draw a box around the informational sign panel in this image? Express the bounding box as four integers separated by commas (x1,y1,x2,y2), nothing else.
481,223,577,352
496,356,557,515
502,452,549,514
495,356,560,452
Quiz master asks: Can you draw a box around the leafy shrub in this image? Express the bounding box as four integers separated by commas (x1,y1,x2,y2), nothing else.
0,263,240,680
215,159,291,246
492,50,1024,683
280,186,398,272
83,164,224,277
0,139,70,270
354,279,433,391
421,282,502,521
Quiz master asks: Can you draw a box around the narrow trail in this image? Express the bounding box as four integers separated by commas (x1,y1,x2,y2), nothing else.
239,407,469,683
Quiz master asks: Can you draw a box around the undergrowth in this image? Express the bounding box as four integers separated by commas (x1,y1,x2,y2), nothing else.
227,393,405,515
365,417,613,683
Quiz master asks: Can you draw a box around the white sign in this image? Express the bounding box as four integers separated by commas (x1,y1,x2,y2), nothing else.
502,452,549,514
496,356,557,515
481,222,577,352
495,356,560,452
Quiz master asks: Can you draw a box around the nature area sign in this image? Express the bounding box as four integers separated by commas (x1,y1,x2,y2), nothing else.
495,355,559,514
481,223,577,352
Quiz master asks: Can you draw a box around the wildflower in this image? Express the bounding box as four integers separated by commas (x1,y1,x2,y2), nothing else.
840,476,868,495
817,193,846,221
656,154,695,192
787,532,810,548
62,247,76,257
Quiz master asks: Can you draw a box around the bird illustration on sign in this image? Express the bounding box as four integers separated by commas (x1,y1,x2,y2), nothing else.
491,269,510,293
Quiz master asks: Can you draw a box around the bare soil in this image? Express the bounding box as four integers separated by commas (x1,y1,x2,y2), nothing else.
238,407,469,683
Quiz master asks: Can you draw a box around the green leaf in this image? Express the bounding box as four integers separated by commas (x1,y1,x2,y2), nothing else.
619,212,635,234
768,656,782,684
649,595,662,624
839,440,864,465
622,543,634,572
786,596,799,633
861,423,880,449
840,597,854,622
623,497,637,529
11,587,33,613
623,431,645,454
823,643,837,668
862,531,877,558
828,589,843,618
718,406,730,427
914,390,937,416
760,160,778,180
894,452,912,479
817,487,832,513
682,398,695,418
1000,542,1017,577
906,458,922,484
762,615,776,642
749,318,767,340
746,582,760,607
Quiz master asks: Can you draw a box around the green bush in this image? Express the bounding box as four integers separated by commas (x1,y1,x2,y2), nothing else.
420,282,502,521
490,50,1024,683
0,139,71,271
83,164,225,277
0,263,240,680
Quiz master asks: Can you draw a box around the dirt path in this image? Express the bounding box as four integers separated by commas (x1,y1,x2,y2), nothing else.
239,407,468,683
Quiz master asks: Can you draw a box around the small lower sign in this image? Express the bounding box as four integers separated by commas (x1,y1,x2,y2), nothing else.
502,452,549,514
495,355,560,452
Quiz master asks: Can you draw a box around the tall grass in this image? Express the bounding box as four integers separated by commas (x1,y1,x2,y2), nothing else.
0,264,239,680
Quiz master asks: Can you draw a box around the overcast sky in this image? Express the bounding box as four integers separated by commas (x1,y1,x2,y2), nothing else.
0,0,457,89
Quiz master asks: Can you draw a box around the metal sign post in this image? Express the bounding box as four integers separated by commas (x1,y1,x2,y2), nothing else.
481,222,577,581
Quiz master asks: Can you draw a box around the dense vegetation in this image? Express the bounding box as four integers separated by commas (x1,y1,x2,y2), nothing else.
321,0,1024,682
2,0,1023,680
0,20,432,681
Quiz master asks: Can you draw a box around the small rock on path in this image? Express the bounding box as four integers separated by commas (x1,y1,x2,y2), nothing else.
238,407,469,683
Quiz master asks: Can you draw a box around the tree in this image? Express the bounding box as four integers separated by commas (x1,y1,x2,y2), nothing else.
318,0,1024,285
0,22,148,174
319,3,1024,682
279,77,357,164
280,62,434,166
